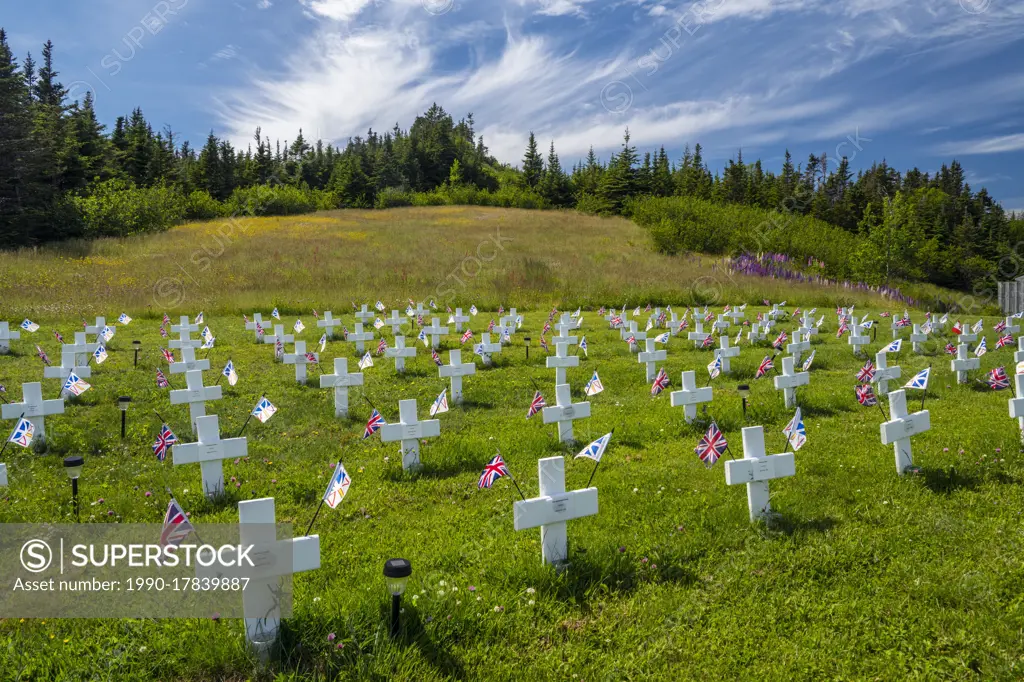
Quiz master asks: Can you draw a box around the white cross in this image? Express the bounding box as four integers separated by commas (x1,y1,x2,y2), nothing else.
439,350,475,404
747,322,766,343
497,322,516,345
620,320,646,344
70,332,99,366
951,343,979,384
1016,337,1024,364
773,355,809,409
412,303,428,320
548,342,580,385
386,310,408,335
262,324,294,349
499,308,518,330
848,322,869,355
0,321,20,354
553,315,578,347
283,341,318,383
384,335,415,373
169,316,199,349
727,308,745,325
1004,316,1021,335
667,312,680,335
873,351,901,395
714,335,740,374
670,370,713,423
423,318,448,349
688,321,709,348
84,316,114,345
889,319,903,340
636,338,666,382
246,313,267,342
1,382,64,442
172,414,246,498
316,311,340,338
797,312,818,337
605,311,622,329
957,327,977,345
169,370,223,432
880,389,930,475
513,456,598,567
768,304,786,320
712,314,730,334
196,497,320,652
785,335,810,367
169,346,210,375
380,399,440,470
1009,372,1024,443
319,357,363,418
542,383,591,443
43,348,92,381
355,304,375,325
477,333,502,366
348,323,374,354
452,308,470,332
725,426,796,522
0,463,7,487
910,324,928,353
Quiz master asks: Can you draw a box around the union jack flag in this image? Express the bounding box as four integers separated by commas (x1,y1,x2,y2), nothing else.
880,311,892,318
478,454,510,489
701,335,715,349
772,332,788,349
160,498,193,548
856,361,875,382
36,345,50,365
487,319,495,332
155,369,170,388
162,313,171,325
376,338,389,355
461,329,473,344
836,323,849,338
695,422,728,467
995,320,1007,333
996,334,1013,349
256,322,265,337
363,409,385,439
896,317,911,328
856,383,877,406
944,343,957,355
540,336,549,352
676,319,688,332
611,315,623,328
275,339,284,360
53,330,64,343
162,348,174,363
160,325,168,338
651,367,670,396
755,355,775,379
152,424,177,461
431,348,442,366
542,321,551,335
987,366,1010,390
526,390,546,418
304,352,317,363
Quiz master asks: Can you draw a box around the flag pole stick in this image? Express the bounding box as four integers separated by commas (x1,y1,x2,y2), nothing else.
237,393,265,438
921,364,931,412
0,412,26,458
304,460,334,537
164,486,206,545
584,428,614,488
362,394,386,420
497,449,527,501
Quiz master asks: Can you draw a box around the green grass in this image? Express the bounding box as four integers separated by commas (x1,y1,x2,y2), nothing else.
2,303,1024,681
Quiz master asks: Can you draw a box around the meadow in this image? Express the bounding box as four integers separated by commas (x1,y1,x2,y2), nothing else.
0,208,1021,681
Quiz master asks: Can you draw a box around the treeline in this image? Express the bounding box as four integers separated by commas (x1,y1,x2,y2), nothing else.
1,31,1021,295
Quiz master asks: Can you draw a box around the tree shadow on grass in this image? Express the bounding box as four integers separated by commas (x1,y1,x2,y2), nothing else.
915,465,980,494
456,398,495,411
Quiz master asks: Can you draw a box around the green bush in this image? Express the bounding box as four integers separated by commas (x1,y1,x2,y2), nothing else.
224,184,318,217
184,190,225,221
375,187,414,209
69,179,187,238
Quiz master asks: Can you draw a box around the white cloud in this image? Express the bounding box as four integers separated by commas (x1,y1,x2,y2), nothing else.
937,134,1024,155
301,0,377,21
258,0,272,8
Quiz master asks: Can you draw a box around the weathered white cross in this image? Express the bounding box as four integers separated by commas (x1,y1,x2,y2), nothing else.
499,308,518,330
246,313,267,342
1016,336,1024,364
797,312,818,337
910,324,928,354
439,350,475,404
172,414,246,498
513,456,598,567
542,383,591,443
725,425,796,522
620,321,647,350
670,370,713,423
85,317,115,345
637,338,667,382
197,497,321,654
1009,372,1024,443
316,311,340,338
712,314,730,334
452,308,471,332
0,321,20,354
385,310,408,335
380,399,441,470
169,346,210,375
71,332,99,366
262,324,294,349
873,351,901,395
1003,316,1021,335
1,382,64,442
553,315,578,347
785,334,810,367
477,333,501,366
747,322,766,343
43,348,92,381
319,357,363,418
348,323,374,354
355,304,376,326
715,335,741,374
667,312,680,335
283,341,318,383
422,318,448,349
688,321,709,348
384,335,416,373
880,389,930,475
773,355,809,409
848,321,869,355
168,316,199,349
957,326,978,345
169,370,223,432
727,308,745,325
951,343,979,384
545,342,578,385
767,304,786,320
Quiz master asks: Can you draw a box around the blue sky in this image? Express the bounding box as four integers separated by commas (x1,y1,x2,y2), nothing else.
8,0,1024,209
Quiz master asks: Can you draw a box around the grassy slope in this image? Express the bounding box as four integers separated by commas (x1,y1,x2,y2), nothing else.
0,208,1021,681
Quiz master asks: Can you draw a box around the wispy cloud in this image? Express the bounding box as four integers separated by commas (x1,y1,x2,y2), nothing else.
937,133,1024,155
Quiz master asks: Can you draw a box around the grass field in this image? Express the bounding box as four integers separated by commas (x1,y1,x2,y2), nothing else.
1,208,1022,681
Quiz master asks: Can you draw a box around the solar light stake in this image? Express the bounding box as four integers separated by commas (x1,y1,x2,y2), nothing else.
132,340,141,368
63,456,84,521
737,384,750,420
384,558,412,639
118,396,132,439
524,337,531,360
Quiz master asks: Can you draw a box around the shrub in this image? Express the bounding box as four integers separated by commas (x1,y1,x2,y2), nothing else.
69,179,187,238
